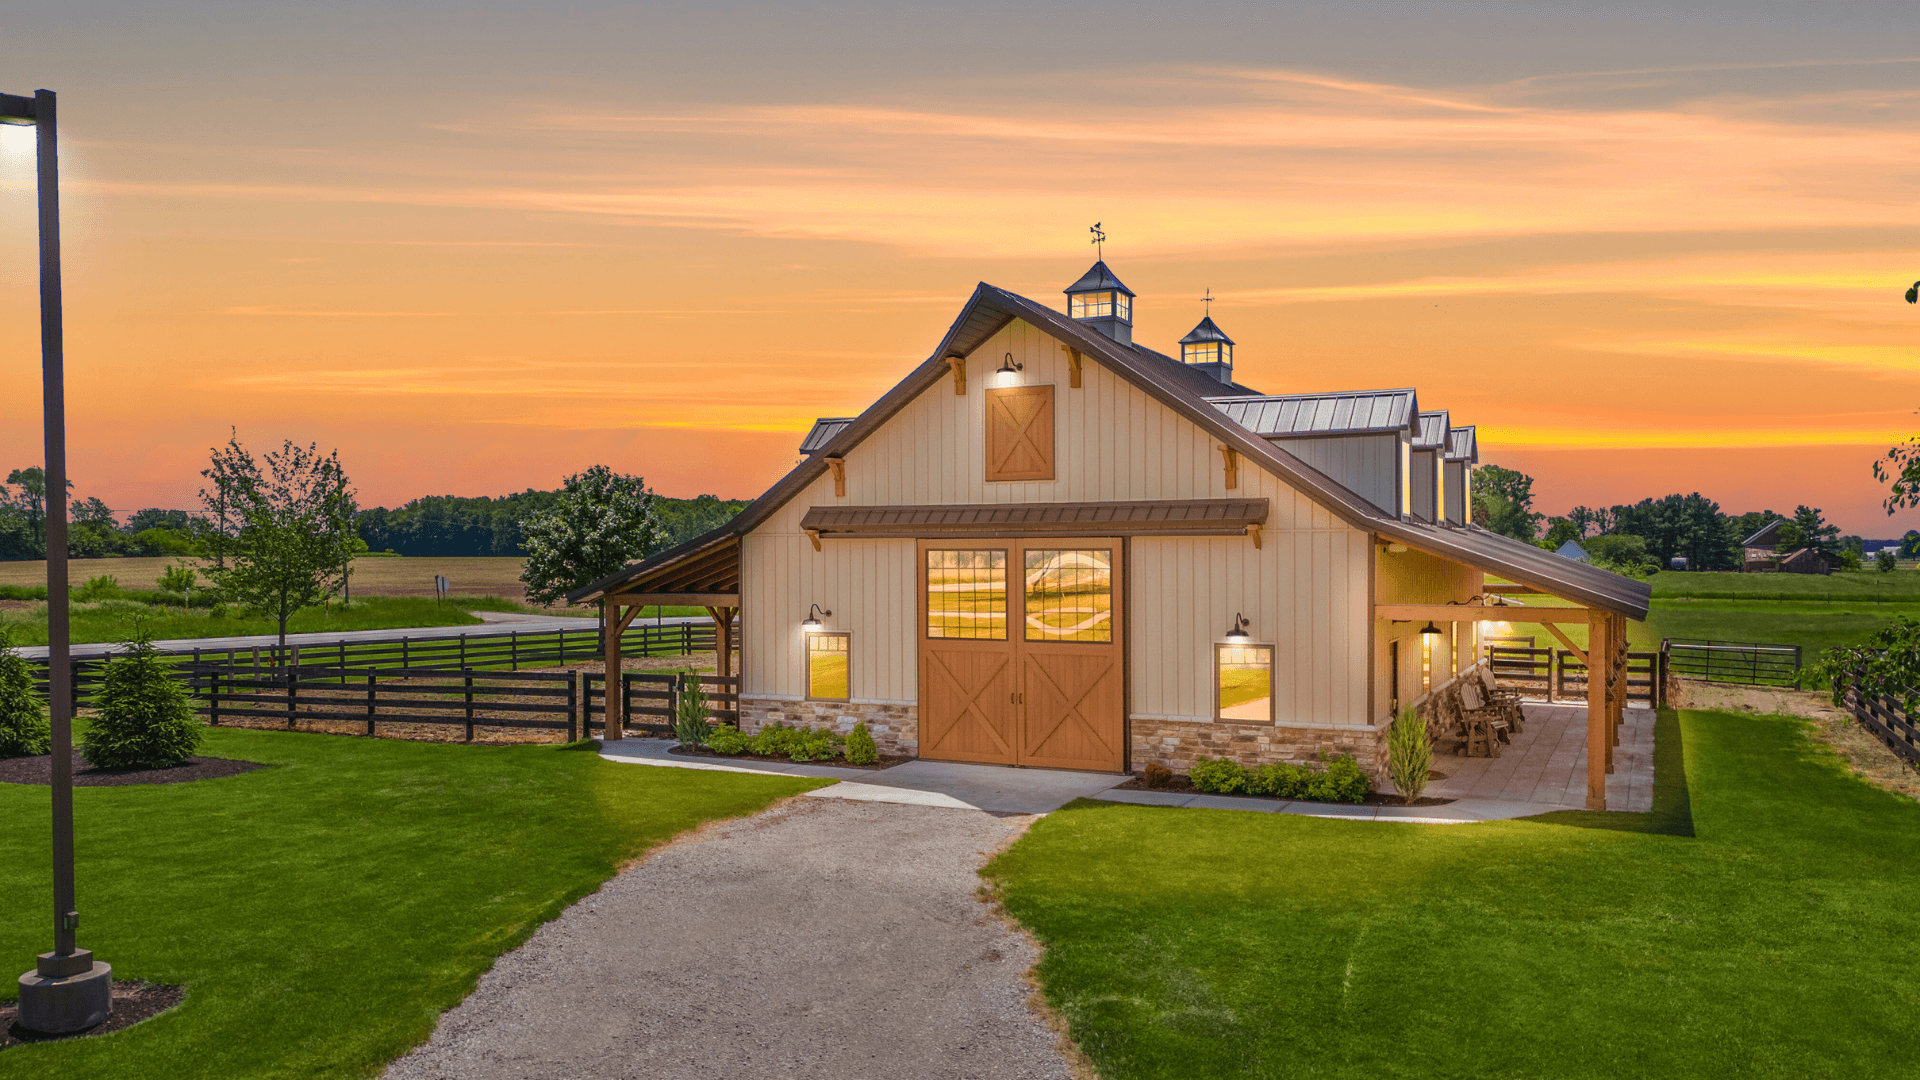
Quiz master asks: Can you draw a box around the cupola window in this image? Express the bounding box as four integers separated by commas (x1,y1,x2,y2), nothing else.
1069,290,1131,321
1062,259,1137,343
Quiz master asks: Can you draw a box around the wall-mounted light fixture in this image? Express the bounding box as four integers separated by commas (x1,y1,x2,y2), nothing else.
800,604,832,630
1224,613,1251,642
992,351,1024,386
1419,621,1442,636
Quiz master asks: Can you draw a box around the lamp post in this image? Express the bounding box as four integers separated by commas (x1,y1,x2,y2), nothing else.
5,87,112,1035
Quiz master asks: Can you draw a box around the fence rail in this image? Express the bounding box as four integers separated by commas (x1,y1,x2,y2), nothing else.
1485,645,1660,706
1661,639,1801,687
189,663,582,740
1839,682,1920,768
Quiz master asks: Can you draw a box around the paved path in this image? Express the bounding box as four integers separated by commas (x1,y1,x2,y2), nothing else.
1404,701,1656,813
382,799,1073,1080
14,614,715,661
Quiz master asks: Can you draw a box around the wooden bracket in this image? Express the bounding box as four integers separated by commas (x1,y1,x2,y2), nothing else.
1247,523,1262,549
948,355,966,395
1219,446,1240,491
1542,621,1587,668
827,456,846,497
804,528,822,552
1067,347,1083,389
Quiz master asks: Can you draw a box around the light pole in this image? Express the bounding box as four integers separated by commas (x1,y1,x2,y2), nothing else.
5,88,112,1035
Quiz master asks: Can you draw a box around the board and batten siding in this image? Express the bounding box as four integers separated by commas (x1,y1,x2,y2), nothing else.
1270,433,1403,517
1410,448,1440,523
1375,547,1483,712
739,317,1377,727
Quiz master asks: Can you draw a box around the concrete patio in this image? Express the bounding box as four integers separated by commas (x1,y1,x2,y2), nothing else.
1400,700,1657,813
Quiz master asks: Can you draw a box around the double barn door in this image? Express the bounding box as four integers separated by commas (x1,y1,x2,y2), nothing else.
918,537,1124,772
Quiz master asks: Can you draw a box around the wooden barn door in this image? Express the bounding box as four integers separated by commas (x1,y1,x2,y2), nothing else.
918,539,1124,772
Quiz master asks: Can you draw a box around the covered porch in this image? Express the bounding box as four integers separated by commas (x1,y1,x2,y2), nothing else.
1400,700,1657,812
585,533,741,740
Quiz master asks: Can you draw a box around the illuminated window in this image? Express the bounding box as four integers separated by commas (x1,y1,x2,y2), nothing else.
1388,640,1401,712
1069,291,1131,321
1216,642,1275,722
1181,341,1232,365
1420,631,1432,692
926,549,1007,640
1023,548,1113,643
806,632,850,700
1400,439,1413,517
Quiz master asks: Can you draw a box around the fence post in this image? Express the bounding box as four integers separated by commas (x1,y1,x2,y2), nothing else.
287,667,299,729
667,672,682,726
623,671,633,734
460,635,467,668
211,669,221,726
366,671,376,736
568,670,579,742
511,630,518,671
558,628,568,664
464,672,475,742
402,636,409,668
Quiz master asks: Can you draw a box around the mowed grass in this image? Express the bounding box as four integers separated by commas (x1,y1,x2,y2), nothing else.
0,728,826,1078
985,709,1920,1079
0,596,521,647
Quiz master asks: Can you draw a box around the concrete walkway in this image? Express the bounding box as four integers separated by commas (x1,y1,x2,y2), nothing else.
382,799,1073,1080
597,737,1609,821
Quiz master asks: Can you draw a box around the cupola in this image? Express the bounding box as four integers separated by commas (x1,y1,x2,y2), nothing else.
1179,310,1235,386
1063,260,1135,344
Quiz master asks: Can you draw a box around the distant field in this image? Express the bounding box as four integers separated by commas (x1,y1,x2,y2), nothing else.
1651,568,1920,600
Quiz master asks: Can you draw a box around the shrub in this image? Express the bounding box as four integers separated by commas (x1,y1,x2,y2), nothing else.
73,575,122,602
1248,761,1311,798
1141,762,1172,789
1878,549,1898,573
1387,705,1432,804
744,722,841,762
1307,755,1373,804
0,636,51,758
157,562,199,595
673,676,713,748
82,634,201,769
1187,756,1248,794
844,721,878,765
706,723,751,754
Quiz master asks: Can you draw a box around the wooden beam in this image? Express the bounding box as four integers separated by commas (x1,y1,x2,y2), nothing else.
804,528,822,552
705,606,736,679
1219,446,1239,491
948,355,966,395
605,591,741,607
1586,609,1608,810
1375,603,1593,624
1482,583,1544,595
1067,346,1083,388
827,457,846,497
1247,523,1262,550
1541,621,1587,668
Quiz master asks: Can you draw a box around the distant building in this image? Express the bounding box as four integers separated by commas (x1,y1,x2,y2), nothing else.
1556,540,1591,563
1742,519,1784,572
1670,556,1689,570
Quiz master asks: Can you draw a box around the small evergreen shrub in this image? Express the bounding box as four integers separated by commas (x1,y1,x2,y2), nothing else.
1878,549,1898,573
844,721,879,765
1387,705,1433,805
706,723,751,754
1248,761,1311,799
82,634,201,769
673,677,713,748
1187,756,1248,794
1141,762,1172,789
0,637,51,758
1307,755,1373,804
744,722,841,762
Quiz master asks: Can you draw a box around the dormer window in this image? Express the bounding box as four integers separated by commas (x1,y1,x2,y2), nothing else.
1069,290,1131,322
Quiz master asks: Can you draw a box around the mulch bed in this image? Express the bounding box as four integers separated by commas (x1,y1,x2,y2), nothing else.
1,980,184,1048
667,744,913,771
0,749,266,787
1113,772,1455,807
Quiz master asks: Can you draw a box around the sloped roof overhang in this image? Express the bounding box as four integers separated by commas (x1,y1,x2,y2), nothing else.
800,498,1268,539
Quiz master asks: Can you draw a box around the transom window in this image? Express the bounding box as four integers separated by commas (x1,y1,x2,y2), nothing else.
1069,290,1131,321
1023,548,1113,643
1181,341,1231,365
1217,643,1274,722
806,632,850,700
926,549,1008,640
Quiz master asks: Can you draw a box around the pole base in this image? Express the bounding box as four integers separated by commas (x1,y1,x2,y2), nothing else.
17,958,112,1034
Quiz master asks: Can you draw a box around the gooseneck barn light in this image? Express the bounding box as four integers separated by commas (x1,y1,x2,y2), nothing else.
800,604,832,630
1224,613,1251,642
6,87,113,1036
992,351,1023,385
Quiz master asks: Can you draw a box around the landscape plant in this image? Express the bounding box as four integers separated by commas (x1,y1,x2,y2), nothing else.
82,633,203,769
743,721,841,762
1809,615,1920,712
673,676,713,748
705,723,751,754
1187,756,1248,794
0,634,51,757
1387,704,1432,804
844,720,878,765
1188,754,1371,803
518,465,671,606
1878,548,1898,572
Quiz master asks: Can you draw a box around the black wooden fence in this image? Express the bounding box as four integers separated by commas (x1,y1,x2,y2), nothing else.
1485,645,1660,706
582,672,741,738
1661,639,1801,687
1838,682,1920,768
191,664,581,740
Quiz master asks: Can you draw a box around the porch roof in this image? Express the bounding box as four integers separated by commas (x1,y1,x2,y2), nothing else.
798,498,1269,539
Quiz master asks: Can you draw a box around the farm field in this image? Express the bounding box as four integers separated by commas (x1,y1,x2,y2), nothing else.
0,727,824,1078
0,596,519,647
0,556,539,603
987,708,1920,1079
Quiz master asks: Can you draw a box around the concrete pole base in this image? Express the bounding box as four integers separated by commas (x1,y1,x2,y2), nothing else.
17,954,112,1034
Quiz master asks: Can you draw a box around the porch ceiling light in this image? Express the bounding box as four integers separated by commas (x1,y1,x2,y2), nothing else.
1225,613,1251,642
801,604,832,630
1420,621,1442,636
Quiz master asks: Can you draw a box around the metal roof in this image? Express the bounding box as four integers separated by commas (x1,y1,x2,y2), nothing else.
1063,260,1135,297
1178,315,1234,346
800,498,1268,538
1207,389,1417,438
1445,426,1478,463
569,282,1649,619
1742,518,1784,547
798,417,856,455
1414,410,1450,450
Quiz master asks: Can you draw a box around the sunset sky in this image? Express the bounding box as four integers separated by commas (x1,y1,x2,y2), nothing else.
3,2,1920,533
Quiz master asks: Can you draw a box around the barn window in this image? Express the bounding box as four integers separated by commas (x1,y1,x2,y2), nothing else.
1023,548,1113,643
806,632,850,700
985,385,1055,482
1069,290,1131,321
926,549,1008,640
1216,642,1274,722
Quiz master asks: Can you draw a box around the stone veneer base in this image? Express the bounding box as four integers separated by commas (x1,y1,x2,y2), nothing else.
738,697,919,757
1130,717,1389,780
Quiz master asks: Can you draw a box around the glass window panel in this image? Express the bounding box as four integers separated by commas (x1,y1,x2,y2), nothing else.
926,549,1008,640
1023,548,1113,643
1116,293,1131,321
807,632,850,700
1217,644,1274,722
1070,292,1115,319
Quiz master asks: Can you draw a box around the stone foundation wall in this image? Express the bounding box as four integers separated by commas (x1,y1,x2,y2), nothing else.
738,697,919,756
1131,718,1389,780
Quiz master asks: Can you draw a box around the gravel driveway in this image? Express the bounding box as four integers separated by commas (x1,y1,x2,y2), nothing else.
384,798,1075,1080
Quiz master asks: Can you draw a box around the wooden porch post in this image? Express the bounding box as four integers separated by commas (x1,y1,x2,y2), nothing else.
705,606,736,678
1614,613,1629,743
1586,609,1609,810
603,600,625,741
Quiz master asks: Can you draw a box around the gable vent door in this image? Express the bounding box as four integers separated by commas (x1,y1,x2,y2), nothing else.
985,385,1055,482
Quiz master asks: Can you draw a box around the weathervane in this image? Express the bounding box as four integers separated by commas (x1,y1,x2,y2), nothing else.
1202,287,1214,317
1089,222,1105,260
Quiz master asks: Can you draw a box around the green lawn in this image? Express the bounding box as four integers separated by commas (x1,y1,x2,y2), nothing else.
0,596,529,647
0,729,826,1077
985,709,1920,1079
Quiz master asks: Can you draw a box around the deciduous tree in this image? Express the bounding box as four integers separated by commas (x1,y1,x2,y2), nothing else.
518,466,670,607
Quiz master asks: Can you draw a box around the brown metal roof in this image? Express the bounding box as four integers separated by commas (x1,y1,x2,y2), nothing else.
800,499,1269,538
568,282,1649,619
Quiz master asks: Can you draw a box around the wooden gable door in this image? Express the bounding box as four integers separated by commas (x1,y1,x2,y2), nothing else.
985,385,1055,482
918,538,1123,772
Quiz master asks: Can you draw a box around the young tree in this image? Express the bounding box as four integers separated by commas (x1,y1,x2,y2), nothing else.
81,633,202,769
4,467,72,557
1542,517,1581,550
0,636,51,758
1775,505,1839,555
1471,465,1542,541
198,432,259,573
201,437,358,658
519,466,670,606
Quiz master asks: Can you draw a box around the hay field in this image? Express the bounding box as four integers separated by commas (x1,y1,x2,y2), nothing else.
0,555,541,603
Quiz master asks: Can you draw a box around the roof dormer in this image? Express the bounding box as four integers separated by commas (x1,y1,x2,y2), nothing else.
1063,260,1135,344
